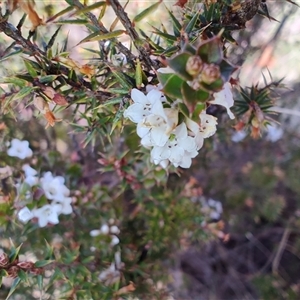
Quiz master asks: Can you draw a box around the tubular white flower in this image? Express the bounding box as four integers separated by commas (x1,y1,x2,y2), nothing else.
185,118,205,150
90,229,101,237
210,83,235,119
151,123,197,168
40,172,70,202
22,164,38,186
32,204,62,227
110,225,120,234
139,102,178,147
123,89,163,123
199,111,218,138
58,197,73,215
110,235,120,246
22,164,37,177
18,207,33,223
100,224,110,235
7,139,33,159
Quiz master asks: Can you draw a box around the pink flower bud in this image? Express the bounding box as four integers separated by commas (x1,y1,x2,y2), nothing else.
200,64,221,84
43,86,56,99
7,266,19,278
0,252,9,267
186,55,204,76
17,261,34,270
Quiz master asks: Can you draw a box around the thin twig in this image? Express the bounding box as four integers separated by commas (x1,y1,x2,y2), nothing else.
108,0,158,70
0,19,44,56
72,0,136,65
272,219,292,274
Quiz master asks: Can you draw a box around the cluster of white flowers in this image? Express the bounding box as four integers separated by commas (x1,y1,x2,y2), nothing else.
17,171,73,228
90,222,120,246
6,138,73,228
200,197,223,221
90,222,123,285
123,81,234,169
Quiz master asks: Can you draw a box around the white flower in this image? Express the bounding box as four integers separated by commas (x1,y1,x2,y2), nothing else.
40,172,70,202
32,203,62,227
138,103,178,147
200,198,223,220
110,235,120,246
59,197,73,215
199,111,218,138
22,164,37,177
266,125,283,142
124,89,162,123
210,83,235,119
151,123,197,168
22,164,38,186
185,118,205,150
18,206,33,223
146,84,166,102
110,225,120,234
100,224,110,235
231,130,247,143
90,229,101,237
111,53,127,66
7,139,33,159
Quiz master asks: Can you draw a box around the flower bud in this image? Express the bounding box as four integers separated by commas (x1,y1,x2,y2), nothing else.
200,64,221,84
43,86,56,99
30,267,44,275
17,261,34,270
186,55,204,76
0,252,9,267
53,93,68,106
33,96,49,114
7,266,20,278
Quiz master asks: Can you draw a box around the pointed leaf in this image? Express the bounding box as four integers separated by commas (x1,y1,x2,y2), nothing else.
152,26,177,43
197,37,223,64
133,0,163,23
185,11,200,34
159,74,184,99
13,86,36,101
182,81,210,104
23,59,38,78
0,77,27,87
5,278,21,300
166,7,181,37
55,19,89,24
178,102,190,118
74,1,106,14
39,75,58,84
135,59,142,88
35,260,55,268
46,6,74,23
219,59,238,82
46,26,61,49
78,30,125,44
201,78,223,92
167,52,193,81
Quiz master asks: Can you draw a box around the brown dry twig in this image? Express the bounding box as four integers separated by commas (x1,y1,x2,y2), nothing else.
108,0,158,70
